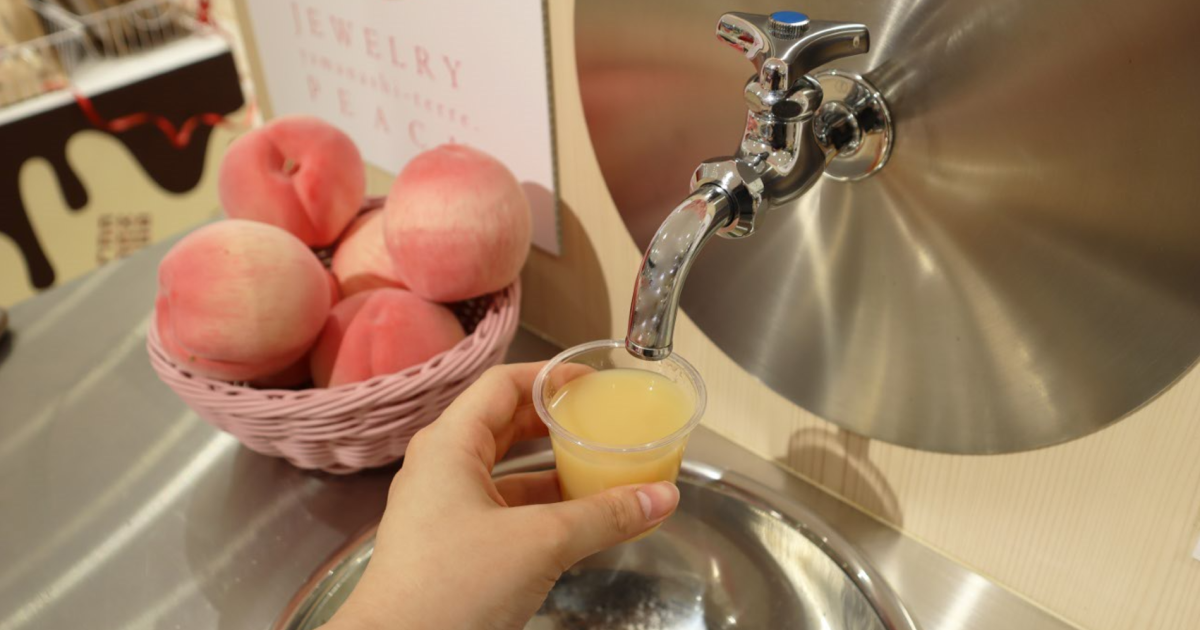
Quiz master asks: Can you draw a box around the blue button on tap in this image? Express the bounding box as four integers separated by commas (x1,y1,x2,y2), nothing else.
769,11,810,38
770,10,809,25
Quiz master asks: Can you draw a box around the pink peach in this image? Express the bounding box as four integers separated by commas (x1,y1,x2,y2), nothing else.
156,220,332,382
383,144,531,302
308,292,372,388
325,269,342,306
310,289,465,387
331,209,405,298
219,115,365,247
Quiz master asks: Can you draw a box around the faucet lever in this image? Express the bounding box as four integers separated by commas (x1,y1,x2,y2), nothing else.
716,11,869,85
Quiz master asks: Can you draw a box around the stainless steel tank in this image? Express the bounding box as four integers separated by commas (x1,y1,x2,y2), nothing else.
577,0,1200,453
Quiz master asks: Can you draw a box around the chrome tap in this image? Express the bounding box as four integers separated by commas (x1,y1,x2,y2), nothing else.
626,10,893,360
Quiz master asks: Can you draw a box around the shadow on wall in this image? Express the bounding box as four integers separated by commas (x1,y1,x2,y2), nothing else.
780,428,904,527
520,194,612,347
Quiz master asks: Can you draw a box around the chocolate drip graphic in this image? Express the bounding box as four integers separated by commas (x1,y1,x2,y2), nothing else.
0,51,243,290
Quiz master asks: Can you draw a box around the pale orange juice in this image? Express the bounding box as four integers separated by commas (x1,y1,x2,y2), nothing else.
547,368,695,500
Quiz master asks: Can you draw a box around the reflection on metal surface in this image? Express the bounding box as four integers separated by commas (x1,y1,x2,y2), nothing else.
814,70,893,181
534,475,894,629
627,187,734,359
582,0,1200,453
275,461,915,630
0,432,235,630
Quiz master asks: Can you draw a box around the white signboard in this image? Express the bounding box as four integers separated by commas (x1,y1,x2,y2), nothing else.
244,0,559,253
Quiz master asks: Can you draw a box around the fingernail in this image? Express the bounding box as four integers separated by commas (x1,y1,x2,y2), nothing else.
636,482,680,522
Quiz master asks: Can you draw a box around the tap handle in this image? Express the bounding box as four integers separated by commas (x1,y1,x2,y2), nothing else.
717,11,869,85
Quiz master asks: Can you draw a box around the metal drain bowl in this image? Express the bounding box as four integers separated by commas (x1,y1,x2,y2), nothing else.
275,458,916,630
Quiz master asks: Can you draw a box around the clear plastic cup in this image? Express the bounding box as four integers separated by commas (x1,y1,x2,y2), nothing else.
533,339,706,503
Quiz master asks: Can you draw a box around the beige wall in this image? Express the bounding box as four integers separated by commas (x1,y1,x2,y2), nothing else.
524,3,1200,629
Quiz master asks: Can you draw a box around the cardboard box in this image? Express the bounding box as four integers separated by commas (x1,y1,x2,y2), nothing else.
0,34,244,307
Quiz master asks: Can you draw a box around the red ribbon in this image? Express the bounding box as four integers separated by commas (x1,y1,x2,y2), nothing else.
72,90,255,150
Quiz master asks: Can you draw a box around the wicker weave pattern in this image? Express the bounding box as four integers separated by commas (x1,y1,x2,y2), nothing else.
147,282,521,473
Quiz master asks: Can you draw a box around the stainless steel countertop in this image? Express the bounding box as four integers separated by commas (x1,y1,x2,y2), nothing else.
0,237,1075,630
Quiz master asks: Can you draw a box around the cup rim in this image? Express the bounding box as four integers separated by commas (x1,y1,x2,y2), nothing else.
532,339,707,453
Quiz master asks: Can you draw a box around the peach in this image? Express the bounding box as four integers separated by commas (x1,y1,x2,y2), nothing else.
310,289,465,387
325,269,342,306
219,115,365,247
383,144,531,302
156,220,332,382
331,209,405,298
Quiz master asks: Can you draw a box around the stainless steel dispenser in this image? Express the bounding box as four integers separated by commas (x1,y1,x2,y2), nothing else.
581,2,1200,453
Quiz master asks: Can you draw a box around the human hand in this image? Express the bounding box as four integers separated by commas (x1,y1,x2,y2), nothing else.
324,363,682,630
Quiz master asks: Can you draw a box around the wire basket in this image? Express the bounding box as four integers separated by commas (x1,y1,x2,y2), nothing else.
55,0,196,59
148,276,522,474
0,1,86,106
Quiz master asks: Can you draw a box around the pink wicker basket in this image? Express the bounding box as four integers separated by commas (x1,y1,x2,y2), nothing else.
147,281,521,474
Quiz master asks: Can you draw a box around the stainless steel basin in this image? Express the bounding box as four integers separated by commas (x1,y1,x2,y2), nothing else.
275,448,917,630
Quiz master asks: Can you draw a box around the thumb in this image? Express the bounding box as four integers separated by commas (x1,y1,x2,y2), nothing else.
542,481,680,566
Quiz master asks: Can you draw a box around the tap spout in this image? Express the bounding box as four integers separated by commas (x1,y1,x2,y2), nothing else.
626,185,735,360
